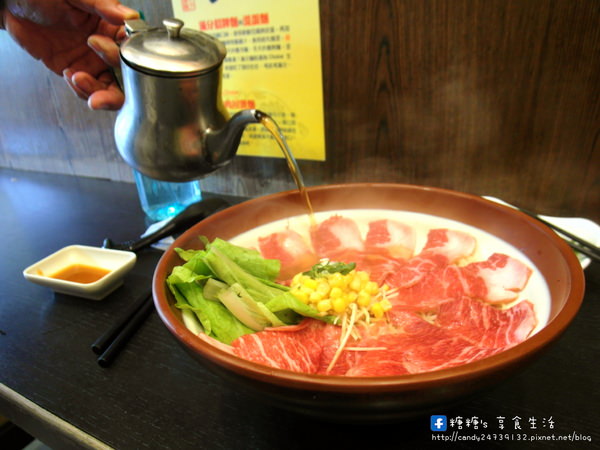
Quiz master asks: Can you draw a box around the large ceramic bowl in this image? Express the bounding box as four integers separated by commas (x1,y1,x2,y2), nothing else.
152,184,585,422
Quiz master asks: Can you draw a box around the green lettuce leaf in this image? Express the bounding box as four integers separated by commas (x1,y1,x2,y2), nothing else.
169,236,334,345
203,247,286,304
208,238,281,281
167,266,253,344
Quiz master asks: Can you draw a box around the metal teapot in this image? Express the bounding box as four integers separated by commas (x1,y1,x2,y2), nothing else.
114,18,263,181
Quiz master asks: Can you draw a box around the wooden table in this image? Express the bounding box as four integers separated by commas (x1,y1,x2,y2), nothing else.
1,168,598,449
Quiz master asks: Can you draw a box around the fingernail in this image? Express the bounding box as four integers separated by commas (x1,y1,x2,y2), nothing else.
87,36,102,52
87,97,97,110
89,93,111,110
89,97,108,110
74,77,92,94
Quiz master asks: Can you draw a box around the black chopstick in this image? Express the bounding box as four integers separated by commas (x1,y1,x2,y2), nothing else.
567,240,600,263
92,288,153,367
517,207,600,264
97,298,153,367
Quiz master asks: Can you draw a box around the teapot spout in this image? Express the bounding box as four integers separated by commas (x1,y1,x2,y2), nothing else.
207,109,264,167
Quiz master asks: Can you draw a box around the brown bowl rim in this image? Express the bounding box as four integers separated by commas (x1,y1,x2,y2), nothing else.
153,183,585,393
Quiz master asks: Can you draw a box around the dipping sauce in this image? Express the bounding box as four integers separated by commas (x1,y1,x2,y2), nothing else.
50,264,110,284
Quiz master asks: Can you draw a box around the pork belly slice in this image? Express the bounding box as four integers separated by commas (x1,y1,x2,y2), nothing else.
378,229,476,291
365,219,416,259
310,215,364,259
258,229,319,281
420,228,477,264
463,253,532,303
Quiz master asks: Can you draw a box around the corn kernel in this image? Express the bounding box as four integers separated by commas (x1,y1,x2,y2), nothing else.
328,272,344,288
332,298,347,313
358,271,369,282
329,286,343,299
365,281,379,295
316,281,331,296
300,285,313,295
317,299,332,312
357,291,371,307
309,291,323,303
303,278,318,290
371,302,384,318
349,277,362,292
343,274,354,286
347,291,358,303
293,289,309,304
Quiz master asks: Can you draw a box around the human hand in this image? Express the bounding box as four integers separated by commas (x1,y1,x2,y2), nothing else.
1,0,139,110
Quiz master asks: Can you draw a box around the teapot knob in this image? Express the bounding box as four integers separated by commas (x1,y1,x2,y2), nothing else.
163,18,184,39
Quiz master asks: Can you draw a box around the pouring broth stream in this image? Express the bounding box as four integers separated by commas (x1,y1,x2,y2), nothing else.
256,111,315,222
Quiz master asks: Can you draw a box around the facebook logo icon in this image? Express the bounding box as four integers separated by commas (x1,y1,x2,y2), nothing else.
431,415,447,431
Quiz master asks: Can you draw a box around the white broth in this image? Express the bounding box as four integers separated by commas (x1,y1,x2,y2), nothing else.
229,209,551,335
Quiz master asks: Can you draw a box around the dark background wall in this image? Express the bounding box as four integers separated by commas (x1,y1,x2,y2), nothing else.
1,0,598,221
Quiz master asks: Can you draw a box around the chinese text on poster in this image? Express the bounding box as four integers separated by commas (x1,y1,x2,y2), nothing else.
172,0,326,160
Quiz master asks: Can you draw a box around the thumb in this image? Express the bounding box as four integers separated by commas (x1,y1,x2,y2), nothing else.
72,0,139,25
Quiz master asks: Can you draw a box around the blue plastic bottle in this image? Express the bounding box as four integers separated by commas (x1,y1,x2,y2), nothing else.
133,170,202,222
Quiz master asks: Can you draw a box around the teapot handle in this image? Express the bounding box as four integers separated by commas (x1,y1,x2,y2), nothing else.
124,19,151,37
118,19,151,91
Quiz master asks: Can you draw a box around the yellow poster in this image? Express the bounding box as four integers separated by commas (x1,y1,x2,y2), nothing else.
171,0,326,160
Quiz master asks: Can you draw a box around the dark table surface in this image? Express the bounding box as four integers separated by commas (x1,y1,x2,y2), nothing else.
1,168,598,450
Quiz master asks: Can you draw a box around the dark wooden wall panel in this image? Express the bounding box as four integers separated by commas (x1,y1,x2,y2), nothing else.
0,1,598,221
313,0,599,220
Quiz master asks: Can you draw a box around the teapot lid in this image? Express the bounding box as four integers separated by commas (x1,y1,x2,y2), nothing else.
120,18,226,76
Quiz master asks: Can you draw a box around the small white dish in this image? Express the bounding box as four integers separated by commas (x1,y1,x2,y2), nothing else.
23,245,137,300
